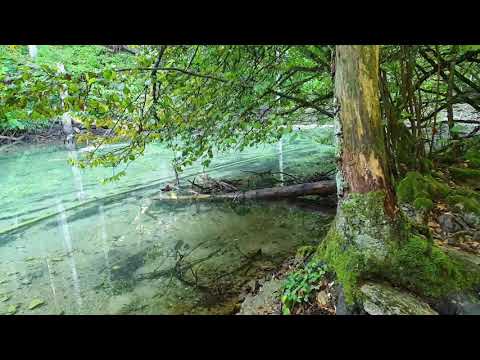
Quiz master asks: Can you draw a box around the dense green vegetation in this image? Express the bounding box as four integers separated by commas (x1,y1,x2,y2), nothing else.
0,45,134,132
2,44,480,315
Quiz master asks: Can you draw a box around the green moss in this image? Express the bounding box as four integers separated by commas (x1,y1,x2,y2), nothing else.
317,225,480,306
413,197,434,211
383,236,480,299
316,225,367,304
396,171,450,204
465,149,480,169
453,185,480,198
450,167,480,183
295,245,316,262
341,191,387,220
445,195,480,215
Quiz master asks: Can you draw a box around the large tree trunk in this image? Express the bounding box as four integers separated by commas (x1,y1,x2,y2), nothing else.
321,46,408,305
335,45,398,218
320,46,480,310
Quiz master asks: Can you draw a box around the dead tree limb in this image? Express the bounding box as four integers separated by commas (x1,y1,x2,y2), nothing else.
154,180,336,201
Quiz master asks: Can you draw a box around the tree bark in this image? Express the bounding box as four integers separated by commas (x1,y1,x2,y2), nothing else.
335,45,398,218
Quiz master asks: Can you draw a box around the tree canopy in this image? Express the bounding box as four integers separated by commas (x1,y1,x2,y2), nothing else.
1,45,480,182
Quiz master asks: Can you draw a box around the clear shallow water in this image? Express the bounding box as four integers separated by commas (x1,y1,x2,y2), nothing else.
0,129,335,314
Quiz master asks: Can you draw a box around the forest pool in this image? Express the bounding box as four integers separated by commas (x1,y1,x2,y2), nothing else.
0,129,335,314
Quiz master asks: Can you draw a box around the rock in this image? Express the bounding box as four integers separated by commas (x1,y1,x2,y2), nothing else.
473,231,480,242
448,230,472,245
238,278,284,315
400,204,416,223
438,213,463,234
5,304,18,315
247,279,257,293
360,282,438,315
440,245,480,267
335,285,349,315
462,213,480,228
20,278,32,286
316,290,329,307
334,285,366,315
447,236,459,246
433,291,480,315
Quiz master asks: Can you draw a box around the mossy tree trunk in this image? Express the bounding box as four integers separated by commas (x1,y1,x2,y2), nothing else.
335,45,398,218
318,46,480,307
321,46,408,303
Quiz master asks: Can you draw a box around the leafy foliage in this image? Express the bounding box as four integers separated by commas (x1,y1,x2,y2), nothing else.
280,260,327,315
1,45,334,180
1,45,480,185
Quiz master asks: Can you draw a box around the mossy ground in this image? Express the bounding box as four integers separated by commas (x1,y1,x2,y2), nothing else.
314,189,480,307
317,222,480,306
294,140,480,310
396,171,480,215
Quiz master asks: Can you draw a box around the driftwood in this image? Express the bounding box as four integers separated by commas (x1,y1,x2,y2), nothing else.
154,180,336,201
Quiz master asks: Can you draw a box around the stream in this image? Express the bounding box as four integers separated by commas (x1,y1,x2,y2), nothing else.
0,128,335,314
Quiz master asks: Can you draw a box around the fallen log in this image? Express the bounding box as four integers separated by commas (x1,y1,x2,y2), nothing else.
154,180,336,201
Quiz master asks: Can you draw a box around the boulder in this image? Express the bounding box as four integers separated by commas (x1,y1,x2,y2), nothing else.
360,282,438,315
433,291,480,315
462,213,480,228
238,278,284,315
438,213,463,234
473,231,480,242
334,285,366,315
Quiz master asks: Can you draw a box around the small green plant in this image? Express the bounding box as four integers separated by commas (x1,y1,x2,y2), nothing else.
280,260,327,315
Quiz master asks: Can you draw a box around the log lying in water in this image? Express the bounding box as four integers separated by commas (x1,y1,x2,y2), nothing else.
154,180,336,201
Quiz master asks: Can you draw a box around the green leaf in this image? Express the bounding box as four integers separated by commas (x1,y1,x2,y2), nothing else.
6,304,18,315
28,298,45,310
103,69,114,80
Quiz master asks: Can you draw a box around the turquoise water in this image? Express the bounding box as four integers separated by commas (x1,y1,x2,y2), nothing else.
0,128,335,314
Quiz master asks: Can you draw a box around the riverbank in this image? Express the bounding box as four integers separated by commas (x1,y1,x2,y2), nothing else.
0,119,114,154
237,152,480,315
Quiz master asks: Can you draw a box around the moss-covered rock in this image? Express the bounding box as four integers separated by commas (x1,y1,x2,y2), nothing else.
396,171,449,204
383,236,480,299
336,191,402,261
465,148,480,169
396,171,480,216
360,282,438,315
450,167,480,182
445,195,480,215
317,202,480,306
413,197,434,211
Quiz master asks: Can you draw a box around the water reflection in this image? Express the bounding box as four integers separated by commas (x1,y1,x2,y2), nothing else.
57,200,83,310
